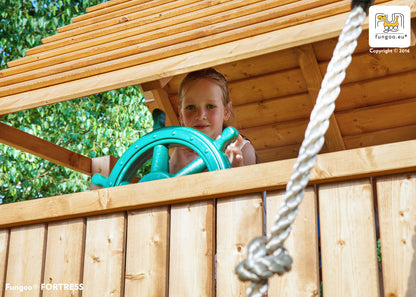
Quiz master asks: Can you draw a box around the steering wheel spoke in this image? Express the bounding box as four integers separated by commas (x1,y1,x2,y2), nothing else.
91,109,239,188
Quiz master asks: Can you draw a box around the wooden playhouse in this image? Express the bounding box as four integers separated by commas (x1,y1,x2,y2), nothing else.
0,0,415,296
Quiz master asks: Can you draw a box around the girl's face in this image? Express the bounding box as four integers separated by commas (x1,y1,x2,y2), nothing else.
180,78,231,139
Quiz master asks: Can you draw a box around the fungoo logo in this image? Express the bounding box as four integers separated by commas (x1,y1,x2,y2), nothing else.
369,6,410,48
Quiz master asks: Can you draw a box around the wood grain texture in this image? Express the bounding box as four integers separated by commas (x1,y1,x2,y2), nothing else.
82,212,126,297
4,224,46,297
0,139,415,229
124,206,169,297
169,200,215,296
266,187,320,297
0,229,9,297
43,219,85,297
376,172,416,297
1,0,411,115
216,193,263,296
319,179,380,297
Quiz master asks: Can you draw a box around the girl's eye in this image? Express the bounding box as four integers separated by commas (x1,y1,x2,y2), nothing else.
185,105,195,110
207,104,216,109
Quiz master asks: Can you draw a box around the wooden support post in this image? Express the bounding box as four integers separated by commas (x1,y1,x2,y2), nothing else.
296,44,346,152
90,155,118,190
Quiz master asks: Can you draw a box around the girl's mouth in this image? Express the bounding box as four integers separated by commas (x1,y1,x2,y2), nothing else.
194,124,209,129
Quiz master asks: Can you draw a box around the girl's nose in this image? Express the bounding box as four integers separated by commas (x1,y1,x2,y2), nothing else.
196,108,207,119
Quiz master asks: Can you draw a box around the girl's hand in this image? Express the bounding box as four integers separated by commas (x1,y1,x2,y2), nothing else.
224,135,244,167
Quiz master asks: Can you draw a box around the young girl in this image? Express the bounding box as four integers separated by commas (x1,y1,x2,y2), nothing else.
169,68,257,174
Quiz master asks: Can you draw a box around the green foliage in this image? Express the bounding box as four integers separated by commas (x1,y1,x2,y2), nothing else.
0,0,153,203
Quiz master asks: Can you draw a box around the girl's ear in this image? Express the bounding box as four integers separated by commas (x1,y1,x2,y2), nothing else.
224,102,232,121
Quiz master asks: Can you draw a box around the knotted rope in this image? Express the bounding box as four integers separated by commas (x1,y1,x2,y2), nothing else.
235,1,373,296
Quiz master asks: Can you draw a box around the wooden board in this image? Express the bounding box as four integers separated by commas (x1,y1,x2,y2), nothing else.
0,0,356,97
42,219,85,297
0,229,9,297
14,0,292,68
169,200,215,296
319,179,380,297
216,193,264,296
336,97,416,136
124,206,169,297
74,0,161,23
233,93,313,130
4,1,413,115
4,224,46,297
336,70,416,112
0,139,415,229
86,0,134,13
376,172,416,297
325,46,416,85
229,68,307,105
266,187,320,297
61,0,173,30
240,119,309,149
82,212,126,296
344,124,416,149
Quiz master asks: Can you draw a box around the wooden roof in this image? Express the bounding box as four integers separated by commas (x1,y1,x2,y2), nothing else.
0,0,415,173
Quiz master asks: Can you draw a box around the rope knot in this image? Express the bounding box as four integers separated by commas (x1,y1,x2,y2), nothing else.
235,236,293,283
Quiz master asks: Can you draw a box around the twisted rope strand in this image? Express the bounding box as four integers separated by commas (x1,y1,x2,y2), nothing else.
236,6,368,296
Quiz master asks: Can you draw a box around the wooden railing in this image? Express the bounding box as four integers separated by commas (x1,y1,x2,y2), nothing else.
0,139,415,297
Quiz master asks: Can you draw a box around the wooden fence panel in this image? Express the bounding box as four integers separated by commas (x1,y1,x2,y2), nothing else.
0,229,9,296
216,193,264,296
4,224,46,297
124,206,169,297
42,218,85,297
319,179,380,297
169,200,215,296
266,187,320,297
376,172,416,297
82,213,126,297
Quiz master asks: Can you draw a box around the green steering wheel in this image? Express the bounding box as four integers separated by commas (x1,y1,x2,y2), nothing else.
92,109,239,188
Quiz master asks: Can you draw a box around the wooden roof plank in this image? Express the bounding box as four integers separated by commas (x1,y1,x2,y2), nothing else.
0,0,352,97
0,0,412,115
86,0,135,13
0,122,92,175
61,0,173,30
27,0,201,56
4,0,272,72
41,0,224,45
84,0,154,17
296,44,346,151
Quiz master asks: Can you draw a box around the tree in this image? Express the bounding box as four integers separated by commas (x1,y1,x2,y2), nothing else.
0,0,153,203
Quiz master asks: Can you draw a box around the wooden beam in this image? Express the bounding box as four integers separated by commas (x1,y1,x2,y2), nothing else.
0,0,411,115
149,88,179,126
140,77,173,91
296,44,346,151
0,122,92,175
0,139,415,228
